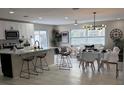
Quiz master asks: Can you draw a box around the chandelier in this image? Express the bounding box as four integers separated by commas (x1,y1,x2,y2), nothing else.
82,12,106,30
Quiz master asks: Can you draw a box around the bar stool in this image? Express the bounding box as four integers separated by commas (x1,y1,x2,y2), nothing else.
34,52,49,72
20,56,38,79
54,48,61,66
59,47,72,70
59,52,72,70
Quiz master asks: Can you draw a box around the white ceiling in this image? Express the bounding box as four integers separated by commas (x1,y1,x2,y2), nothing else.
0,8,124,25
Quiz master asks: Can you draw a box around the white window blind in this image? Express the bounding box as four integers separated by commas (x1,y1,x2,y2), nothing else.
70,28,105,46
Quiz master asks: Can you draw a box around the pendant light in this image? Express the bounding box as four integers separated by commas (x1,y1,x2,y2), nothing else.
9,8,15,14
93,12,96,30
74,19,78,25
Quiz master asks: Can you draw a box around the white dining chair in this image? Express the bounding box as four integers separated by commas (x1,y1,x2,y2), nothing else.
100,51,110,69
70,46,79,57
94,44,104,50
80,52,98,71
100,46,120,78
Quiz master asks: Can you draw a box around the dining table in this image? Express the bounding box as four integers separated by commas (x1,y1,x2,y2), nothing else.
79,50,104,71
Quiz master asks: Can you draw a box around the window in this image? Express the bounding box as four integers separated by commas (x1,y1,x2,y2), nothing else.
33,30,48,49
70,28,105,46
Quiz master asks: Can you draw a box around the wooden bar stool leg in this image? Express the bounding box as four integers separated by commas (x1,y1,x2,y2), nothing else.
66,56,70,68
27,61,30,79
68,56,72,68
40,58,43,70
56,55,59,66
59,56,62,69
85,62,89,69
79,61,82,68
44,58,49,70
20,60,25,78
91,62,95,71
82,62,85,71
91,63,93,71
34,57,43,73
116,63,119,78
41,58,49,71
59,56,63,69
34,58,38,72
106,63,110,71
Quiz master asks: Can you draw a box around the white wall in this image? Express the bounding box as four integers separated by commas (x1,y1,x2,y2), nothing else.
57,20,124,48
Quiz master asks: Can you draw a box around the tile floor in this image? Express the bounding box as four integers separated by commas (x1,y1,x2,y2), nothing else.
0,56,124,85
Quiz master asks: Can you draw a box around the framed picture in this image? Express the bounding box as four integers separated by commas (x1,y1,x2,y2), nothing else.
61,31,69,43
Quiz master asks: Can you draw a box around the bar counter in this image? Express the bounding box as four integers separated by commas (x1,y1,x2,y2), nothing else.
0,47,55,78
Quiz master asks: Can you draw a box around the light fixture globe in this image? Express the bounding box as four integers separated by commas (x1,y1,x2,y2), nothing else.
74,20,78,25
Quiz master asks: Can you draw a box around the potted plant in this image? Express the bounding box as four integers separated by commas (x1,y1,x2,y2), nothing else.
51,29,61,47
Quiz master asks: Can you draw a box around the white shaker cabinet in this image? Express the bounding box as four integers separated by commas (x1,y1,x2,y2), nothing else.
0,21,34,40
0,21,5,39
4,21,19,30
19,23,28,38
16,23,34,39
24,24,34,39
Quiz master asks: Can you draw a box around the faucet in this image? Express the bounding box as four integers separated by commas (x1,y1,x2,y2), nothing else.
34,40,40,49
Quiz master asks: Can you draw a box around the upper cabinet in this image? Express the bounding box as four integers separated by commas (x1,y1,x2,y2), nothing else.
18,23,34,39
0,21,34,40
0,21,5,39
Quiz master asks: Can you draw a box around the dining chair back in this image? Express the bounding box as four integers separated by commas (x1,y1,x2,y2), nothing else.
82,52,98,62
112,46,120,54
81,52,99,71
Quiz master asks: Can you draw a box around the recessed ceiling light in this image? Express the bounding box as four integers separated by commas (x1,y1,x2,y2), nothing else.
72,8,80,10
24,16,29,17
65,17,68,19
9,11,15,14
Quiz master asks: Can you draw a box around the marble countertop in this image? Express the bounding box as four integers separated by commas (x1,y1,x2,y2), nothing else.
0,47,55,55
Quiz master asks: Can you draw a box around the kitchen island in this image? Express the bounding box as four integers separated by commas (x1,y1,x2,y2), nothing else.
0,47,55,78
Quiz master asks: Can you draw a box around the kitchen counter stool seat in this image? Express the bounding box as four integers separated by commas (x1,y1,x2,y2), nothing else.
34,52,49,72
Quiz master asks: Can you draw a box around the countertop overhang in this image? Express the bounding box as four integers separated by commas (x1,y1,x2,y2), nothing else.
0,47,55,55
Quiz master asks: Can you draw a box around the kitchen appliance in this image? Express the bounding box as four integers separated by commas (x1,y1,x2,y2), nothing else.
5,30,19,40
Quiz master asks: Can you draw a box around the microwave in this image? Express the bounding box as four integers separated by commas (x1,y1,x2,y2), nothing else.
5,30,19,40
